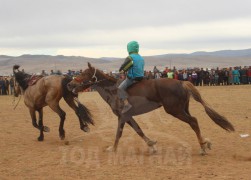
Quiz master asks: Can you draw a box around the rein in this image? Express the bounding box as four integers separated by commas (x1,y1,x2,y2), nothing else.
80,79,107,87
13,95,22,110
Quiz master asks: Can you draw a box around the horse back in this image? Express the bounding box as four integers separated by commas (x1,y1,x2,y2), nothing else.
127,78,185,102
24,75,65,108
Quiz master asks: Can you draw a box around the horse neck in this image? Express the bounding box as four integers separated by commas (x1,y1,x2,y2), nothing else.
94,83,118,111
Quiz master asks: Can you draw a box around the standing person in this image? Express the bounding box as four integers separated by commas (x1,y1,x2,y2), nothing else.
118,41,145,113
9,77,15,95
154,71,161,79
191,71,198,86
239,66,248,84
178,70,183,80
167,70,174,79
4,77,9,95
223,68,229,85
187,70,192,83
0,77,3,95
182,70,188,81
215,68,220,86
162,67,168,78
247,66,251,84
0,77,6,95
232,67,240,85
198,68,205,86
228,67,233,85
50,70,55,75
153,66,159,78
209,69,215,86
174,70,179,80
147,71,154,79
204,68,210,86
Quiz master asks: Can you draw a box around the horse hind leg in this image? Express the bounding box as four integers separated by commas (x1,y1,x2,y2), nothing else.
37,108,45,141
49,103,66,140
183,103,212,154
170,109,211,155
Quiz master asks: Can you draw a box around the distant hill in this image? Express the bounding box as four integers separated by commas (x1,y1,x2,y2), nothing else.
189,49,251,57
0,49,251,75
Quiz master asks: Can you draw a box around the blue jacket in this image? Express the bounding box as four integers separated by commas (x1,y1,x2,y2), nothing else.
127,53,145,79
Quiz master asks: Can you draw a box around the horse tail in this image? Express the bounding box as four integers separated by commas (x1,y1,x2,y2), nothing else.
182,81,235,132
61,76,94,125
74,98,94,125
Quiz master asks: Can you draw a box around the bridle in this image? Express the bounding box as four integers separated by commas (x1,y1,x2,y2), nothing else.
74,68,106,87
92,68,97,82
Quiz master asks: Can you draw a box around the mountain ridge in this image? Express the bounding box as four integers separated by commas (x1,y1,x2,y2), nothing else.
0,48,250,75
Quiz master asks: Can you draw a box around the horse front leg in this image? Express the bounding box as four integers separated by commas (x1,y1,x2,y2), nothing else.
37,108,50,141
29,108,39,130
58,109,66,140
106,118,125,152
29,108,45,141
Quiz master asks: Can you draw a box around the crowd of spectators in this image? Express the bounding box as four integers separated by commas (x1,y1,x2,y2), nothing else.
1,65,251,96
143,66,251,86
0,76,15,95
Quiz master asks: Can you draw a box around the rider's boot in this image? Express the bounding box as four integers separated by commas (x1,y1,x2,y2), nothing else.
121,99,132,113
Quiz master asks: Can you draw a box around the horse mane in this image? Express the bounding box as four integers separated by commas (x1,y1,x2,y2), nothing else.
13,65,31,90
94,68,118,86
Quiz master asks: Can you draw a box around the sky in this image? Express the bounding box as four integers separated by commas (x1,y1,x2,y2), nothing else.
0,0,251,58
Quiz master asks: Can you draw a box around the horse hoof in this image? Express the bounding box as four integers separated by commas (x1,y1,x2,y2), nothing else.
60,134,65,140
200,149,207,156
149,145,158,154
81,126,90,133
205,138,212,150
64,140,70,145
147,140,157,146
43,126,50,132
37,136,44,141
105,146,115,152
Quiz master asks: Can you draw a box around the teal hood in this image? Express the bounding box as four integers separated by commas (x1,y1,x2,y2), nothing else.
127,41,139,54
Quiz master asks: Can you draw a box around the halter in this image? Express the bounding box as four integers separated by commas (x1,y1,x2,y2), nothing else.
74,68,97,83
82,68,109,87
92,68,98,82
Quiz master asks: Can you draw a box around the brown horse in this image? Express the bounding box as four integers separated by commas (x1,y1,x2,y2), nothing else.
13,65,94,141
67,62,235,155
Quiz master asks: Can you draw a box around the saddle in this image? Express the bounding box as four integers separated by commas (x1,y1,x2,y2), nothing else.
28,75,44,86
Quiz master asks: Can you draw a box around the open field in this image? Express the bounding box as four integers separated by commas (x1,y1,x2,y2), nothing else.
0,85,251,179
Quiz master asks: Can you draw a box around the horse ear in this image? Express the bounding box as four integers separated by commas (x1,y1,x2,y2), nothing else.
88,62,92,69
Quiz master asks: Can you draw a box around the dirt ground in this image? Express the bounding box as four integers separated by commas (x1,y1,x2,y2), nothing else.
0,85,251,180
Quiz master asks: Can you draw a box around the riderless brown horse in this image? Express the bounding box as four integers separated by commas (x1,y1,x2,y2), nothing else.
67,62,235,155
13,65,94,141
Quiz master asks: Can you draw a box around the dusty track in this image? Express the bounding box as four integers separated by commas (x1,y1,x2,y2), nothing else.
0,85,251,179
